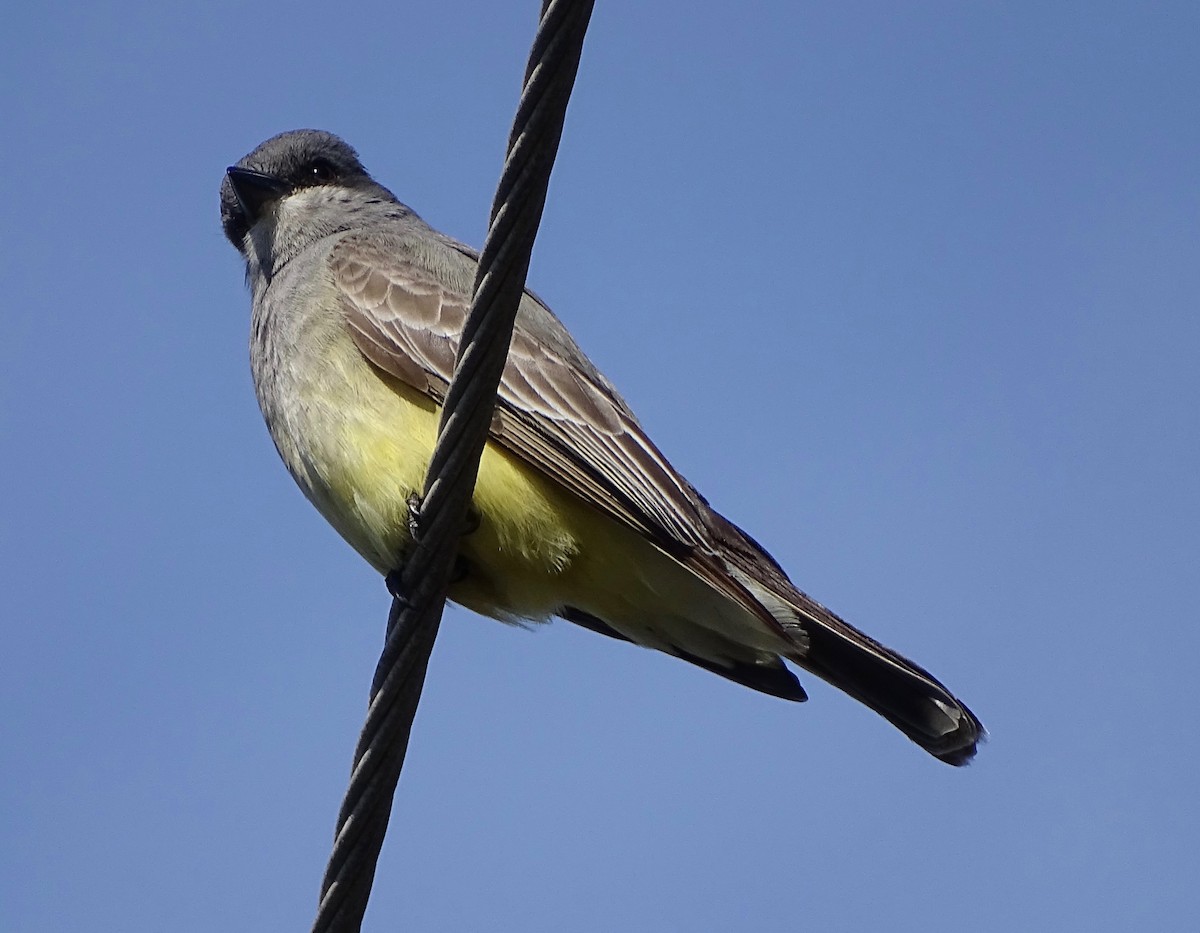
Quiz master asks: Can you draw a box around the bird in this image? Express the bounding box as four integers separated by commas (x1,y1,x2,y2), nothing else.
221,128,983,764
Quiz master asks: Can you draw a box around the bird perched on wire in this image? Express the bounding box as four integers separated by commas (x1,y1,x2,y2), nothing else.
221,129,983,765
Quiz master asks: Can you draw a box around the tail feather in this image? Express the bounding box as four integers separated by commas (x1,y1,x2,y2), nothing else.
563,607,809,702
790,602,984,765
708,513,983,764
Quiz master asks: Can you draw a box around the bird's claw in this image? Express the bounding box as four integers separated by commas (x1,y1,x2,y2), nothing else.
406,493,424,540
406,493,481,540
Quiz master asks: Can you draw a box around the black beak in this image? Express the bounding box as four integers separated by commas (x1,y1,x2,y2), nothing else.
225,166,290,220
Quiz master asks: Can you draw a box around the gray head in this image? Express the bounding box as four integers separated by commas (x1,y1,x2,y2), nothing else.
220,130,412,259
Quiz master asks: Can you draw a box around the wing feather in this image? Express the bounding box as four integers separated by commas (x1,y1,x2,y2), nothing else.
331,231,784,629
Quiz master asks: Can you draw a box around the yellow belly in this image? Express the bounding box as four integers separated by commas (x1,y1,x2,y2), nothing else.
319,374,590,620
294,355,785,658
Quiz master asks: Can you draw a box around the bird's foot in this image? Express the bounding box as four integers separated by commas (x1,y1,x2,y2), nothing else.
405,493,481,540
406,493,424,540
384,568,405,600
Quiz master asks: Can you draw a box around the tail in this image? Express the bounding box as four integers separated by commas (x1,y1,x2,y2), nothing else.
786,593,984,765
716,520,983,764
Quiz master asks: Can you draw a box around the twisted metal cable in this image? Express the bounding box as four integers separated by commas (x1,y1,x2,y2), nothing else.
311,2,595,930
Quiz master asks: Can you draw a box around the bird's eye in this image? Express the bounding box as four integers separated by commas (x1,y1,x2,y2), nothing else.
307,160,337,184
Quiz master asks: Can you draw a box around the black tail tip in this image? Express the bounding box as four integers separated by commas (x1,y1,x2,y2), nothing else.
928,718,986,766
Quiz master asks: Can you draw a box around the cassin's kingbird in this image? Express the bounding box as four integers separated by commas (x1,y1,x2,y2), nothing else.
221,129,982,764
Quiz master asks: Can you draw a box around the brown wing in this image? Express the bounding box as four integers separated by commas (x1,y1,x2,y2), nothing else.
331,231,782,630
332,230,984,763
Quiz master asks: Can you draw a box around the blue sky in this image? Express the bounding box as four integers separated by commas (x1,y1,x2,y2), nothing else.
3,2,1197,930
